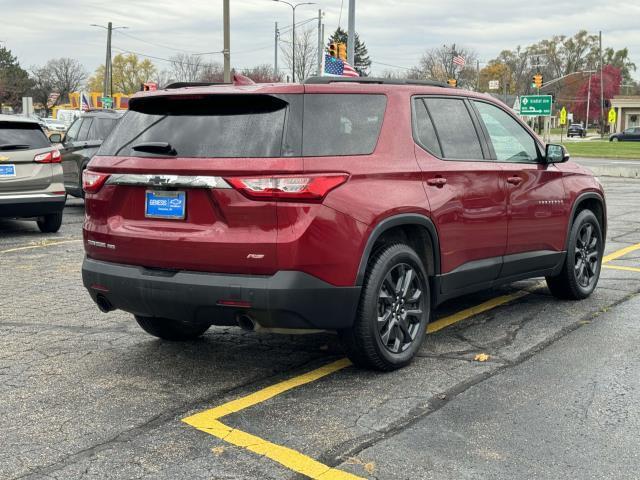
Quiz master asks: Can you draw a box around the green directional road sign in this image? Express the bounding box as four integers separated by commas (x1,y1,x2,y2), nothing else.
520,95,552,116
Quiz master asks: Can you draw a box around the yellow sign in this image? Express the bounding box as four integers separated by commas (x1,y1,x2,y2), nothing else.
608,107,617,124
559,106,567,126
0,156,9,162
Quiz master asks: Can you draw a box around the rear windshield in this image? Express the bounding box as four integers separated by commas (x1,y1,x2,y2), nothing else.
0,122,50,150
99,93,386,158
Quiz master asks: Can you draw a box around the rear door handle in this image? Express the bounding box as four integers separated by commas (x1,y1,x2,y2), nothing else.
427,177,447,187
507,176,523,186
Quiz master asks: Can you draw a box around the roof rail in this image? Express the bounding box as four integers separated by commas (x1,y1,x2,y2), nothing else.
303,76,450,88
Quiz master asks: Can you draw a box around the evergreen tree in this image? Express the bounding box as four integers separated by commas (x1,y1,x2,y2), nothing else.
327,27,371,76
0,46,31,111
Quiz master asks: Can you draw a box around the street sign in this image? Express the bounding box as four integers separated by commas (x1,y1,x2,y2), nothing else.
101,97,113,108
489,80,500,90
608,107,617,124
512,96,520,114
559,107,567,126
519,95,552,116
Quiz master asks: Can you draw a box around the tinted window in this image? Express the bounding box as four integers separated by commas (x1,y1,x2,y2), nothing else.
88,118,117,141
0,122,50,150
474,101,539,163
302,94,386,156
423,98,483,160
100,95,292,158
78,118,93,141
413,98,442,157
65,118,83,142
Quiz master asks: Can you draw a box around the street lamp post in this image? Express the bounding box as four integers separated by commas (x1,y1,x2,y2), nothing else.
272,0,315,83
91,23,127,101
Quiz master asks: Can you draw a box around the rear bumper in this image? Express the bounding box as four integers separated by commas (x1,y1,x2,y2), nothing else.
0,193,66,217
82,257,361,330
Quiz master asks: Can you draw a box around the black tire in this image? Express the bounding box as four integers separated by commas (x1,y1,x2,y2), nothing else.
339,243,430,371
134,315,210,341
546,209,603,300
37,211,63,233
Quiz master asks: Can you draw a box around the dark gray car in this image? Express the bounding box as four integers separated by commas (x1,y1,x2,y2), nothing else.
609,126,640,142
0,114,66,232
60,110,121,197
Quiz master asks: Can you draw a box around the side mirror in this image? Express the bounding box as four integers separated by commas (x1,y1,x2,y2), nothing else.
49,133,63,144
545,143,569,164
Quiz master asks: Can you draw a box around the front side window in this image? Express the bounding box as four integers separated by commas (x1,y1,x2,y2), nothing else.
474,101,540,163
77,118,93,141
65,118,83,142
422,98,484,160
88,118,117,141
302,94,386,156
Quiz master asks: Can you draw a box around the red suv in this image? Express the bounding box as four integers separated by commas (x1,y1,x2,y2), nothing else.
81,77,606,370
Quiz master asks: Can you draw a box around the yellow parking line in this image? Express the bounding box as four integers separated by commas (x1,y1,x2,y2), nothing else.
0,239,82,254
603,264,640,273
602,242,640,264
427,290,529,333
182,242,640,479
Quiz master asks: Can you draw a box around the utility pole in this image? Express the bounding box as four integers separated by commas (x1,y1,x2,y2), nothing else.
476,60,480,92
316,9,322,76
274,22,279,79
599,30,604,138
347,0,355,65
223,0,231,83
272,1,316,83
586,73,592,131
104,22,112,98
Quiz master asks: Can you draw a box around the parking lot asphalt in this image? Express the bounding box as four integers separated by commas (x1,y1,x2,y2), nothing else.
1,177,640,480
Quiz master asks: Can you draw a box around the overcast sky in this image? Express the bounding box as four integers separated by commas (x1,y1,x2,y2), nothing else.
1,0,638,81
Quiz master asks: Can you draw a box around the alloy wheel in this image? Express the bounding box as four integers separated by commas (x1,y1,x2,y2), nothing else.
574,222,600,288
377,263,425,354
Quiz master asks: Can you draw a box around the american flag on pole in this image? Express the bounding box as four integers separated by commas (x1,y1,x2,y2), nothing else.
80,92,91,112
324,54,359,77
453,55,466,68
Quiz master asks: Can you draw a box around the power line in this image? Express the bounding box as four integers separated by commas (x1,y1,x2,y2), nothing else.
113,30,204,55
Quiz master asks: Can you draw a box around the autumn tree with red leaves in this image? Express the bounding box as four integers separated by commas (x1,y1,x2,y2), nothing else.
571,65,621,124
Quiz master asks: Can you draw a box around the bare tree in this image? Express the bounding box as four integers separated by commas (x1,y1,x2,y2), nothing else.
169,53,204,82
410,44,478,89
46,58,86,102
280,27,318,82
241,64,282,83
29,64,55,115
199,62,225,82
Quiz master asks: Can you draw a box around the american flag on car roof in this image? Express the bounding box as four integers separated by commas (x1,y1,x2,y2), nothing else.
324,54,359,77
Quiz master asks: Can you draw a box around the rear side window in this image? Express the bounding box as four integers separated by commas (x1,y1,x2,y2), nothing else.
302,94,386,156
413,99,442,157
420,98,484,160
0,122,50,150
100,95,293,158
88,118,117,141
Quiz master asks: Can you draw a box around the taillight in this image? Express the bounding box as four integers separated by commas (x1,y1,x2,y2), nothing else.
225,174,348,202
34,149,61,163
83,170,110,194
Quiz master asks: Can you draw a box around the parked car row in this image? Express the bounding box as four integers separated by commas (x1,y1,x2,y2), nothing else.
0,110,121,232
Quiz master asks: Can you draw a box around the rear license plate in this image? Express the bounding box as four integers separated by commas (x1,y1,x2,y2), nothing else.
0,164,16,177
145,190,186,220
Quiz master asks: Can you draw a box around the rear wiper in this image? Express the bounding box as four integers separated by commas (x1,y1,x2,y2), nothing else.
131,142,177,156
0,143,30,151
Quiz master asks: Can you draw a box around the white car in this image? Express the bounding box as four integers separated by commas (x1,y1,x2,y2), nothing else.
43,118,67,133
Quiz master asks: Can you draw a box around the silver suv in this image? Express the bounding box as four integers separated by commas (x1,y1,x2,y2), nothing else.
0,114,66,233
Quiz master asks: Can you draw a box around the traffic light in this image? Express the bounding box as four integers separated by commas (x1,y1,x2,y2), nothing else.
337,43,347,61
329,43,338,58
533,73,543,89
447,78,457,87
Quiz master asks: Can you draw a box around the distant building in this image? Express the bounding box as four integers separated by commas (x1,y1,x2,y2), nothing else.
611,96,640,132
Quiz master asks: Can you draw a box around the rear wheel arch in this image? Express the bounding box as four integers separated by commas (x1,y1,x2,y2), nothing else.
566,192,606,249
355,214,440,286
